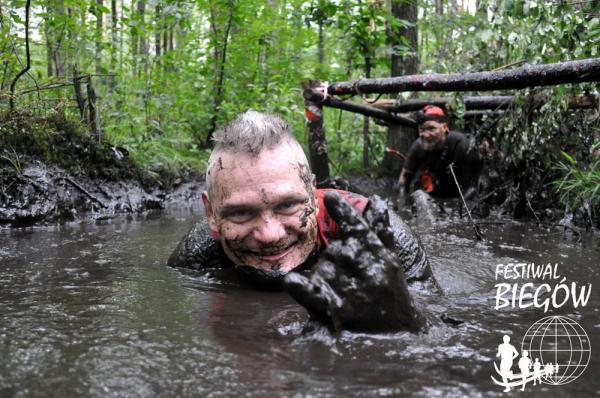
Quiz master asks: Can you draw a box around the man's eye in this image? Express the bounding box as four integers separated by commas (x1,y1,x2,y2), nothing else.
226,209,254,223
276,201,302,215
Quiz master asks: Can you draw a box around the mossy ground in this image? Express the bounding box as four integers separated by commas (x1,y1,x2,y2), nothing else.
0,109,202,189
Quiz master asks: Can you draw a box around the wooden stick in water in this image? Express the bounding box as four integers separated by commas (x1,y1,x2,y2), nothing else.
448,162,483,241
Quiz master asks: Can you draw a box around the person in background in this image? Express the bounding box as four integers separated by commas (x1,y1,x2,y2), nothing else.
397,105,481,200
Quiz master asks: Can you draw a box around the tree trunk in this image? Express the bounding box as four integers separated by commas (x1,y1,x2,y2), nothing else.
382,0,419,177
163,20,168,55
0,4,12,90
95,0,103,74
87,77,101,143
205,0,235,146
137,0,147,75
50,0,67,77
363,52,372,168
435,0,443,15
109,0,117,91
118,0,123,70
317,20,325,76
155,3,161,58
73,65,86,121
42,4,54,78
302,80,330,183
130,0,138,76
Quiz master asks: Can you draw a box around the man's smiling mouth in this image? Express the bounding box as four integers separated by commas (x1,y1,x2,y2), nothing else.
251,243,296,262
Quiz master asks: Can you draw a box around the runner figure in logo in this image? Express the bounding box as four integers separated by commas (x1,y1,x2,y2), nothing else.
496,335,519,392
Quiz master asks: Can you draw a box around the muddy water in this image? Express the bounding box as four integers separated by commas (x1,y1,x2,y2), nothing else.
1,204,599,397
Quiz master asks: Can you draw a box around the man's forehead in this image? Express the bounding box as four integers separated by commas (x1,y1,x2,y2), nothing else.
421,120,445,127
214,146,305,173
210,146,312,203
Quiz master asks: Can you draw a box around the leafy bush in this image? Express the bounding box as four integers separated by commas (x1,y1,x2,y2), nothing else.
554,143,600,211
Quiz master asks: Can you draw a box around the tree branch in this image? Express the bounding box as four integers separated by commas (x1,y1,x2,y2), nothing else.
9,0,31,109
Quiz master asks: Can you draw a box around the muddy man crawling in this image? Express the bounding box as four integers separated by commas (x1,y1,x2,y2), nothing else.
168,110,438,333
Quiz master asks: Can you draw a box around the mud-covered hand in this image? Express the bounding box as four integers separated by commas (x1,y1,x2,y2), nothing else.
283,192,424,333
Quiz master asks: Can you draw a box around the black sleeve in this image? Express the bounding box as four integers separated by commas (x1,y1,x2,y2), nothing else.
403,139,422,174
167,218,225,270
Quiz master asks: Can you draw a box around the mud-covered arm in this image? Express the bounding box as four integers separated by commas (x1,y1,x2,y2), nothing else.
283,192,425,333
167,218,224,270
396,140,421,195
388,210,436,283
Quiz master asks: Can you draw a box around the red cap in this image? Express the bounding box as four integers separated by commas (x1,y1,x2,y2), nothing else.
417,105,447,124
424,105,445,117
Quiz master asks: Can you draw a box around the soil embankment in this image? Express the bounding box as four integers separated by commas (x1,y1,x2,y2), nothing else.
0,112,202,226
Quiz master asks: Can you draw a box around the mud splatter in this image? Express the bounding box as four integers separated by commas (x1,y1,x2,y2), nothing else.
297,162,315,205
299,205,315,229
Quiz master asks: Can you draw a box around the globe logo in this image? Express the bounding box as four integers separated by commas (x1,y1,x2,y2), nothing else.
492,316,591,392
521,315,591,385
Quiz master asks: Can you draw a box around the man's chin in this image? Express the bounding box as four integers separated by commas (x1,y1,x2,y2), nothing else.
234,254,306,290
234,265,287,290
422,142,435,151
243,258,300,274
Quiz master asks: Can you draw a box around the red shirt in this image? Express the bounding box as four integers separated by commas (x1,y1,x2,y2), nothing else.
315,188,369,248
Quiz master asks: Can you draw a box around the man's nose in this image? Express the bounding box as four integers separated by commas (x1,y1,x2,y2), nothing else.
253,215,286,243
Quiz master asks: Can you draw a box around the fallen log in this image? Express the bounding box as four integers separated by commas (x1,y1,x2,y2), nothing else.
367,95,598,112
303,88,417,128
463,110,505,117
329,58,600,95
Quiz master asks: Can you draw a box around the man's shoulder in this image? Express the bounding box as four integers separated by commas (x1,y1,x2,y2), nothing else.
448,130,468,143
408,137,426,154
167,218,228,270
446,130,470,155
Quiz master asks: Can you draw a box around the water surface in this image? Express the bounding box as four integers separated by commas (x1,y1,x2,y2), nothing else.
1,205,599,397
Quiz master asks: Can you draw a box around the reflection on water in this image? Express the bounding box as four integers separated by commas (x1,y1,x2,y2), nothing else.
1,205,599,397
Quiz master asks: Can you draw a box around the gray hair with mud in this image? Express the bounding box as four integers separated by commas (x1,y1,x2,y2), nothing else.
205,110,310,199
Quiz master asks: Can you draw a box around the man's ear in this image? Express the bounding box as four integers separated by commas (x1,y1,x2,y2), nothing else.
202,191,218,232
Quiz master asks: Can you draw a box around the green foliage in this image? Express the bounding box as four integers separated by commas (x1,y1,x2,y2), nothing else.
554,141,600,210
472,86,600,216
0,0,598,194
0,144,22,175
420,0,599,72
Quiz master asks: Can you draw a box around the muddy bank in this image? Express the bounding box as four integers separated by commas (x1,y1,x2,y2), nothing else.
0,112,203,226
0,159,203,226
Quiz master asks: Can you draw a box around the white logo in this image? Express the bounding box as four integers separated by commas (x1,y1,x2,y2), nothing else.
491,316,591,392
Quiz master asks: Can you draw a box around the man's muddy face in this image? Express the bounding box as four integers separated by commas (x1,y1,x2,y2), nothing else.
203,144,318,274
419,120,448,151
